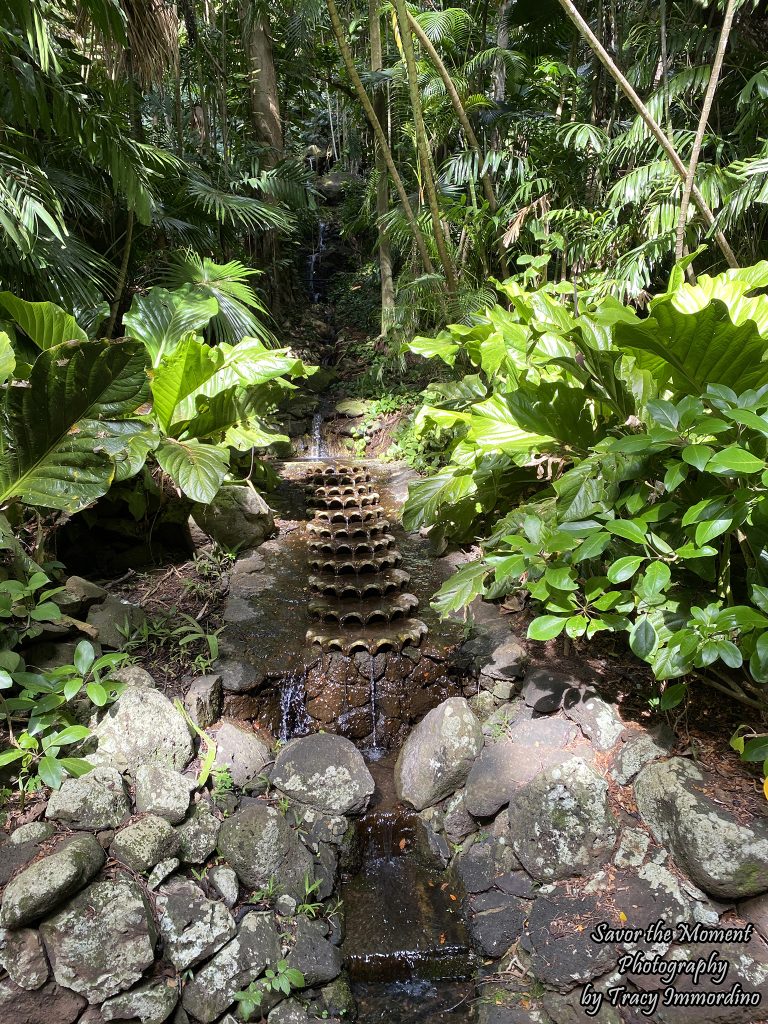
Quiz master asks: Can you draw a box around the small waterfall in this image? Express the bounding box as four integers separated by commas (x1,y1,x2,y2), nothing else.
369,653,379,749
309,411,325,459
278,669,310,742
307,220,328,304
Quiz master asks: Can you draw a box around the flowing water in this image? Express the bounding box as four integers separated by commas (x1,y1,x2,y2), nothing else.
277,669,311,742
369,654,379,749
308,220,328,303
309,411,325,459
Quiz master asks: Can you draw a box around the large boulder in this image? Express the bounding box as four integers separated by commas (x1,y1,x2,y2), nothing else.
212,721,271,790
270,733,374,815
635,757,768,899
217,803,315,897
1,834,105,928
86,596,146,650
286,917,342,985
394,698,483,811
192,485,274,551
508,757,617,882
45,767,130,831
156,878,235,969
110,815,180,873
40,876,157,1003
177,802,221,864
89,687,194,774
134,764,195,824
181,912,281,1024
0,978,86,1024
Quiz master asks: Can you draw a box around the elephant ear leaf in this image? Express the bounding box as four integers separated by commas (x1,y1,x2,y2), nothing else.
155,437,229,503
0,332,15,384
123,285,218,365
0,292,87,348
0,341,150,511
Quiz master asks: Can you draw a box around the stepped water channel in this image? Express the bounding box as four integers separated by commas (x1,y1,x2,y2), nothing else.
218,456,476,1020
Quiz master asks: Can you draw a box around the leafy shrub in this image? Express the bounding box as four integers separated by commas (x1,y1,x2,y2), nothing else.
404,261,768,769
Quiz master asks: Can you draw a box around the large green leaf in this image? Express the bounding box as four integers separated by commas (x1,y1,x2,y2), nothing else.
0,293,87,348
0,331,15,383
123,286,218,365
0,342,150,511
155,438,229,502
466,393,552,454
403,468,476,532
407,330,460,365
431,561,489,616
150,337,224,433
507,382,596,450
615,296,768,395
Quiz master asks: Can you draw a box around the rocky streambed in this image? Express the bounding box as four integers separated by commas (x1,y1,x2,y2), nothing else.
4,460,768,1024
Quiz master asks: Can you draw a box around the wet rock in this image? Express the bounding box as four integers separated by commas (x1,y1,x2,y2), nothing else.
217,804,315,897
86,596,146,649
101,979,179,1024
526,891,620,992
287,916,343,985
521,669,579,714
212,721,271,790
1,834,105,928
508,757,617,882
181,911,281,1023
183,674,223,729
156,877,235,969
192,485,275,551
452,834,519,894
465,718,580,818
479,1005,554,1024
10,822,56,845
541,985,621,1024
268,1002,310,1024
467,890,528,956
177,802,221,863
45,766,130,830
270,733,374,815
216,658,258,694
89,687,194,774
442,791,477,844
134,764,195,824
395,697,483,811
209,865,239,908
635,757,768,898
111,665,156,688
562,691,624,751
0,978,86,1024
40,876,157,1003
319,975,356,1019
110,815,180,872
0,927,49,989
610,726,675,786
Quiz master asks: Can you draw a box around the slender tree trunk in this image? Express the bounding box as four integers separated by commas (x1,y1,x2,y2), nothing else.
241,3,283,166
674,0,736,263
557,0,738,268
492,0,511,104
369,0,395,334
392,0,457,295
325,0,435,275
106,212,134,340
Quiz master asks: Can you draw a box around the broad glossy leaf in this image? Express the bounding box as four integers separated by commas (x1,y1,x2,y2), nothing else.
407,330,460,365
403,469,476,532
0,331,15,384
607,555,644,583
0,342,150,511
467,393,551,454
431,562,488,616
694,519,732,546
527,615,567,641
706,446,764,475
605,519,647,546
151,337,224,432
38,754,63,789
682,445,714,470
630,616,657,658
659,682,688,708
123,285,218,365
0,292,87,348
155,438,229,503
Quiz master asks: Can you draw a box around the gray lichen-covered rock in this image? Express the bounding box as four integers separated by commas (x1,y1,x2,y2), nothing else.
183,674,223,729
177,802,221,863
45,767,130,830
101,979,179,1024
192,485,275,551
635,757,768,898
212,721,271,790
40,876,157,1003
395,697,483,811
110,815,180,873
217,803,315,897
86,595,146,649
508,757,617,882
156,877,235,969
0,927,49,989
181,911,281,1024
287,917,342,985
147,858,179,891
270,733,374,815
111,665,156,688
209,866,239,908
610,726,674,785
1,834,105,928
467,890,528,956
10,822,56,846
89,686,194,774
562,691,624,751
134,764,195,824
452,833,520,895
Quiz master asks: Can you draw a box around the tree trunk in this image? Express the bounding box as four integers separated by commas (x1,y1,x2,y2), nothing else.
325,0,435,276
241,3,283,166
492,0,512,104
674,0,736,264
369,0,395,335
392,0,457,295
557,0,738,269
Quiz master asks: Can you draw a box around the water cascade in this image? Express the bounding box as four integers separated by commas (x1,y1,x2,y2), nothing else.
307,220,328,303
277,668,311,742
